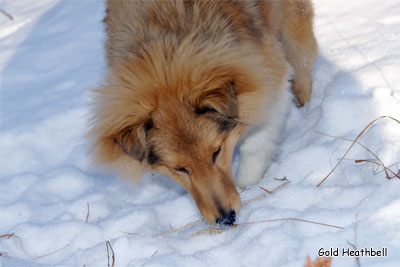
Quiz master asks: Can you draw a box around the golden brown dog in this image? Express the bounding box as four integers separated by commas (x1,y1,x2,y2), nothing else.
88,0,317,226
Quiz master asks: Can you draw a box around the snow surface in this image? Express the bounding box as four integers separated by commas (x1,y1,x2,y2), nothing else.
1,0,399,266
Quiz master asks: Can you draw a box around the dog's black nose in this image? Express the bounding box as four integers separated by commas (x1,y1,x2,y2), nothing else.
216,210,236,226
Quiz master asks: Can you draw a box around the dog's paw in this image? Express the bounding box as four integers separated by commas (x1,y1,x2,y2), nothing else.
293,79,312,107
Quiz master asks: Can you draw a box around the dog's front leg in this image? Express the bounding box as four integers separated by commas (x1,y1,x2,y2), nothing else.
235,88,290,188
235,122,279,188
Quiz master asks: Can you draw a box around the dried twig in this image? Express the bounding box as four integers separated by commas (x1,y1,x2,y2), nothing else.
0,233,15,239
258,186,272,194
34,244,69,259
375,162,398,176
191,227,227,237
160,219,204,236
354,212,361,267
85,202,90,223
151,250,159,257
106,241,115,267
354,212,360,267
0,9,13,20
316,130,399,180
274,176,289,181
346,213,360,267
235,217,344,230
191,216,343,237
354,159,399,179
317,116,400,187
0,233,24,249
119,231,137,237
242,180,291,205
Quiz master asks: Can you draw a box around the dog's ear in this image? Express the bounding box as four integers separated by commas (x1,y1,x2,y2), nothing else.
196,81,238,118
196,81,239,131
114,120,153,162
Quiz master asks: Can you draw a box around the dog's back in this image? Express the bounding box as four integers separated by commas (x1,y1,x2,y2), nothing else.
103,0,285,67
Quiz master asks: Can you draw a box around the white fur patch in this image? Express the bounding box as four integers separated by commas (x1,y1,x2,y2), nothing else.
235,77,292,188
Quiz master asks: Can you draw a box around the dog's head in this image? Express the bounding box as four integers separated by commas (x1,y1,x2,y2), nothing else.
112,80,244,225
89,39,286,225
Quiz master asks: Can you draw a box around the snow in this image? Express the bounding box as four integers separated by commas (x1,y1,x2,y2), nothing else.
0,0,399,266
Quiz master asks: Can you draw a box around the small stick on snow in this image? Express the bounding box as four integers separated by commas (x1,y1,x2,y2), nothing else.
34,244,69,259
258,186,272,194
374,162,399,175
242,180,291,205
119,231,137,237
0,233,15,239
235,217,344,230
191,227,227,236
274,176,288,181
354,212,360,267
317,116,400,187
192,217,342,237
106,241,115,267
151,250,159,257
0,9,14,20
354,159,399,179
160,219,204,236
0,233,24,249
85,202,90,223
316,130,400,180
346,212,360,267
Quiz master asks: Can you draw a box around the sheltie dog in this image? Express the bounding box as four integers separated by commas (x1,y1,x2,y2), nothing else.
88,0,317,226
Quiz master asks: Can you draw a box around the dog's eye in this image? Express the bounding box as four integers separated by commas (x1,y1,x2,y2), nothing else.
195,105,217,115
175,167,189,174
212,147,221,163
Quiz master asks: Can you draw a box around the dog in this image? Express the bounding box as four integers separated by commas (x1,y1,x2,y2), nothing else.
88,0,317,226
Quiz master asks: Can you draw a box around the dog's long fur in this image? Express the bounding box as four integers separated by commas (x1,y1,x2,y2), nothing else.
88,0,317,225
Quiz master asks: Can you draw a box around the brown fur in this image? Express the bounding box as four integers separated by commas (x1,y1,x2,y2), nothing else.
88,0,317,225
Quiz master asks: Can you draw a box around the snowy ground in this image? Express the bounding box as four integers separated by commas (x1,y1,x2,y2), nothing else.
1,0,399,266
